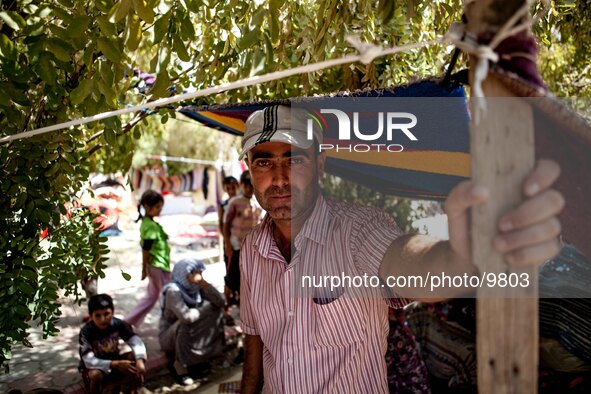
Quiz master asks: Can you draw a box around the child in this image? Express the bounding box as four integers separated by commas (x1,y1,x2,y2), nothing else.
223,171,262,307
217,176,239,324
79,294,147,394
218,176,239,236
125,190,172,327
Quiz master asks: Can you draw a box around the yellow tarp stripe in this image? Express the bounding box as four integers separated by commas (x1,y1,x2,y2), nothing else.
326,150,471,177
197,112,246,134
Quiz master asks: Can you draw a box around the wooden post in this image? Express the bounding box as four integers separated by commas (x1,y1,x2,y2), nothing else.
465,1,539,393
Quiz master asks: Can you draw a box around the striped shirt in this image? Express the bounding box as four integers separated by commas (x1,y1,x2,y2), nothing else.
240,195,408,393
224,195,263,250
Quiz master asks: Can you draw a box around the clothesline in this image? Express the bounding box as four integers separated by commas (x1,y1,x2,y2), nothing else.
0,36,443,144
129,166,209,197
140,153,219,166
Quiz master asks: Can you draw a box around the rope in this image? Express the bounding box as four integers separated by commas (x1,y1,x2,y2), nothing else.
449,0,549,123
0,0,549,143
0,36,441,144
140,153,220,166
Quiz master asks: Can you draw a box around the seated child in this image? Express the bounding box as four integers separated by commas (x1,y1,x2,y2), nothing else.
79,294,147,394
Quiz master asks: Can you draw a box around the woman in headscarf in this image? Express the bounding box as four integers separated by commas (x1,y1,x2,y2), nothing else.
159,258,226,385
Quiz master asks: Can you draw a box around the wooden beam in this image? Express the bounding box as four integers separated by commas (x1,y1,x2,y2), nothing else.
465,1,539,393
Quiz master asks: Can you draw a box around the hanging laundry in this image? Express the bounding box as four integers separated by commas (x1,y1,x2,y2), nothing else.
202,168,209,200
129,167,206,196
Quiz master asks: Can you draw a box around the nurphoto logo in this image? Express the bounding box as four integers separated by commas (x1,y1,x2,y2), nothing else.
306,109,418,153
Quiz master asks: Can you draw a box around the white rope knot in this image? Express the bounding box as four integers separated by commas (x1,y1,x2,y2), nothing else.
472,42,499,122
444,24,501,124
345,35,384,65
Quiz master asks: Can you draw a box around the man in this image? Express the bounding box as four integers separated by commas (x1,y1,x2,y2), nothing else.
239,105,564,393
223,171,263,304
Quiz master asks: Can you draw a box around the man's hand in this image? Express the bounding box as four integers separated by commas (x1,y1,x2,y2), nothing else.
241,334,264,394
445,159,564,267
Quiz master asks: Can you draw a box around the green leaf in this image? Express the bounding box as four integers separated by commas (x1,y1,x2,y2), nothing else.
2,83,30,106
125,14,142,51
19,268,38,282
99,61,115,86
97,79,117,104
36,208,51,224
104,115,122,133
172,36,190,62
378,0,396,24
45,163,60,177
83,42,96,66
156,44,170,74
70,79,94,105
0,11,26,31
150,71,171,98
34,54,57,86
109,0,132,23
263,31,273,67
179,13,196,40
238,28,260,50
250,7,266,27
62,151,76,164
154,12,171,44
23,201,35,217
104,128,117,146
14,193,27,209
185,0,201,12
46,38,74,62
97,15,117,37
440,3,455,18
269,14,279,45
95,0,111,12
66,16,92,38
49,8,73,26
0,85,10,106
0,33,17,61
57,0,75,7
55,174,70,188
97,37,123,63
121,271,131,281
132,0,154,24
250,48,265,76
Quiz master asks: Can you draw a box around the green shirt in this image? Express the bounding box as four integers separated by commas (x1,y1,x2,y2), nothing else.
140,217,171,272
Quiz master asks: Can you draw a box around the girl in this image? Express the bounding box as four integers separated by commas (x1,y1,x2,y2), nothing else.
125,190,172,327
159,258,225,385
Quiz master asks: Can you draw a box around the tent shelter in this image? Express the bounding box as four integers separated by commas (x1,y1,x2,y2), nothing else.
179,78,591,261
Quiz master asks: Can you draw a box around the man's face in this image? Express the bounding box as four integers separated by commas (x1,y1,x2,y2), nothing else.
91,307,113,330
247,141,325,221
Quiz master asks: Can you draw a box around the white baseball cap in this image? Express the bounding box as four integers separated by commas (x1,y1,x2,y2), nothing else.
239,105,323,160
